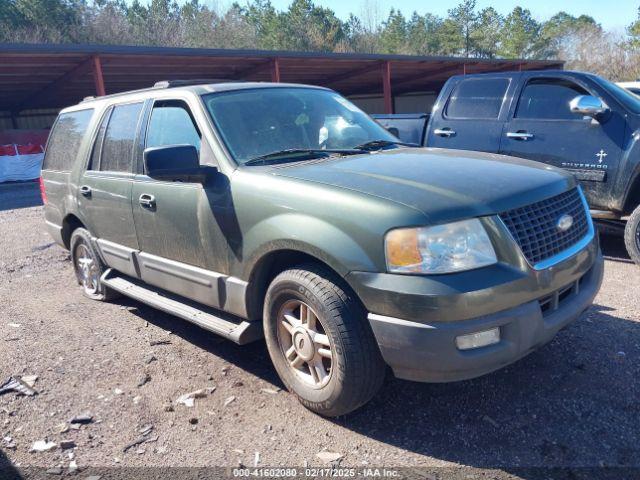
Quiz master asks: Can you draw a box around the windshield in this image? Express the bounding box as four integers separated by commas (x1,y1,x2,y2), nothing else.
590,75,640,115
202,87,398,164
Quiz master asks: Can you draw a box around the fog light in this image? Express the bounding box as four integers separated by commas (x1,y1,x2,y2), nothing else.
456,327,500,350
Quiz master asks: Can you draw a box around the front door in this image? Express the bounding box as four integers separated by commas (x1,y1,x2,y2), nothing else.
426,75,514,152
500,75,625,209
131,99,225,308
78,102,144,277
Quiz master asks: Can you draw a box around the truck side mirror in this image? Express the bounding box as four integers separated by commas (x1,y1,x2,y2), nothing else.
144,144,215,183
570,95,609,119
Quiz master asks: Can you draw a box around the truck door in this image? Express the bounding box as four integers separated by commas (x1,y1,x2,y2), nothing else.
500,74,625,209
426,74,516,152
78,102,144,277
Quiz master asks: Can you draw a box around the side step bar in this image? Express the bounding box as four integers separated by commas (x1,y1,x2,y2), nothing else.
101,270,262,345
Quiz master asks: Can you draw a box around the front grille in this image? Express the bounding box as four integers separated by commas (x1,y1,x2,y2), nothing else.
499,188,589,266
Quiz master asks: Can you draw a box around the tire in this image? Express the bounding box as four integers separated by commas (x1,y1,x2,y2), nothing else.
263,264,385,417
70,228,119,301
624,204,640,266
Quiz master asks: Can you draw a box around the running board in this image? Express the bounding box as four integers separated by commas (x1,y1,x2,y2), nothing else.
101,270,262,345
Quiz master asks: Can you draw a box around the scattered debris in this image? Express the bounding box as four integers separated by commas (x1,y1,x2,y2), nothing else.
254,451,260,467
59,440,76,450
138,424,154,436
69,413,94,424
56,423,69,434
122,435,159,453
316,451,343,464
69,423,81,430
149,339,172,346
114,388,124,395
482,414,499,428
221,366,230,376
7,323,21,328
0,376,37,396
232,380,244,387
133,396,142,405
3,436,16,450
224,396,236,407
31,439,57,452
144,354,157,365
176,388,213,407
68,460,78,473
45,467,63,475
137,373,151,388
260,388,280,395
189,417,198,425
163,402,174,412
233,449,245,454
21,375,38,388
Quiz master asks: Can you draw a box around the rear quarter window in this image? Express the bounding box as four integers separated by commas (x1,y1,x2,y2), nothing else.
445,78,510,119
43,109,94,171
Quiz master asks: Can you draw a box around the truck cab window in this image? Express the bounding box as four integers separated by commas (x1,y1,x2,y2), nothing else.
516,78,589,120
100,103,143,172
445,78,509,119
146,101,201,151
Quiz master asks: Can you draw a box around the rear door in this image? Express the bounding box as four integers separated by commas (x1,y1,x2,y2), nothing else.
78,101,144,276
426,74,517,152
500,73,625,208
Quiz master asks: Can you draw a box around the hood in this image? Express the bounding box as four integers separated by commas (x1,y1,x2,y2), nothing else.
271,148,576,224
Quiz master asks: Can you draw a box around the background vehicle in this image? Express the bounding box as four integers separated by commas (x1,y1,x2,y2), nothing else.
42,81,602,417
380,71,640,266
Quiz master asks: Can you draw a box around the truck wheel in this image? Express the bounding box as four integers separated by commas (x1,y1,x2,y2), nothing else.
263,265,385,417
70,228,118,301
624,204,640,266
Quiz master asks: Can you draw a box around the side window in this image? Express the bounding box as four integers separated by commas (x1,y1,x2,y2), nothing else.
146,101,201,151
100,102,143,173
43,109,94,171
87,108,111,170
516,78,589,120
445,78,509,119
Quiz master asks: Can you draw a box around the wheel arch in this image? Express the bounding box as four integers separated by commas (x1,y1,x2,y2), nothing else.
623,169,640,215
61,214,86,250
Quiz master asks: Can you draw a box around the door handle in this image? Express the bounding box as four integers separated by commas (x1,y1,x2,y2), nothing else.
506,131,534,141
139,193,156,209
79,185,92,197
434,128,456,138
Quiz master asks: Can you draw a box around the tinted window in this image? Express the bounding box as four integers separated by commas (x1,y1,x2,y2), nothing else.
100,103,143,172
88,108,111,170
43,109,94,171
516,78,589,120
146,101,201,150
445,78,509,119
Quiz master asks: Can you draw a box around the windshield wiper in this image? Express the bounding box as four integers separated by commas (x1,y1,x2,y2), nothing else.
244,148,362,166
353,139,419,151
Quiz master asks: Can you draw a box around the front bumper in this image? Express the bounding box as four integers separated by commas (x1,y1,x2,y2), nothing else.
347,236,603,383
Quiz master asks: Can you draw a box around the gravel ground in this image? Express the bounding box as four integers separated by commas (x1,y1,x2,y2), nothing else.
1,183,639,477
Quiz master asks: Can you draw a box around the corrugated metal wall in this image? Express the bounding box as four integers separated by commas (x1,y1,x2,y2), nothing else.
0,109,59,130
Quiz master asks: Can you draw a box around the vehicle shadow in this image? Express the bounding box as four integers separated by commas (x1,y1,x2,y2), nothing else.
599,232,634,264
0,448,22,479
125,294,640,472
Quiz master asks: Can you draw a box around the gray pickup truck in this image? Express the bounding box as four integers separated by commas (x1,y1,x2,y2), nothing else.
378,70,640,265
41,81,602,416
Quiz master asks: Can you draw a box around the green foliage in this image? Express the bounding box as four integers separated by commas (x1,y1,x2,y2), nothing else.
0,0,630,67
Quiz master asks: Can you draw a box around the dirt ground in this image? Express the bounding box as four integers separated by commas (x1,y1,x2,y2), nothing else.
1,182,639,478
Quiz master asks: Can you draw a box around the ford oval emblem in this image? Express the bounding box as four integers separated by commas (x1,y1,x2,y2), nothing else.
557,214,574,232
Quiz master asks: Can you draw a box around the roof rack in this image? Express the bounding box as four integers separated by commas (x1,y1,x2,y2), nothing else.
80,79,243,104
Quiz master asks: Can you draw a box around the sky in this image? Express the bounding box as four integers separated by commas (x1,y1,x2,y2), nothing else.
266,0,638,32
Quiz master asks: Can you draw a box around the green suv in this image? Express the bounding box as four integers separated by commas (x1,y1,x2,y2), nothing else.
41,81,604,416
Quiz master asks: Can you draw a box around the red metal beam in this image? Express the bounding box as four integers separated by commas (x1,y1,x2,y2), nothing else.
92,55,106,96
382,61,393,114
271,57,281,83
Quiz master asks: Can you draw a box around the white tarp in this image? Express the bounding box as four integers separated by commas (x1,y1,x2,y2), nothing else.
0,144,44,182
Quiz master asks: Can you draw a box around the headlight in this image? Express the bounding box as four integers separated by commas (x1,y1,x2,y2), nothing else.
385,218,497,274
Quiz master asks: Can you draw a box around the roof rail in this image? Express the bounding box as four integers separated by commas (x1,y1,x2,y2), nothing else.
153,79,243,88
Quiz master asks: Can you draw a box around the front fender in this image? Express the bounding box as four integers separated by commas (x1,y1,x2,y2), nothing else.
240,213,380,280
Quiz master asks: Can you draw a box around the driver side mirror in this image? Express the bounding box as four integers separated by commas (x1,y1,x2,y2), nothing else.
570,95,609,120
143,144,215,183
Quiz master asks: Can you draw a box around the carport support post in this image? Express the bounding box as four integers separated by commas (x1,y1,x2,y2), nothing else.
271,57,281,83
382,61,393,114
92,55,106,97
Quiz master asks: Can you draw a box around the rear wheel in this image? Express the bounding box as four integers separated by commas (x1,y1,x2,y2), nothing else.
263,265,385,417
70,228,118,301
624,204,640,266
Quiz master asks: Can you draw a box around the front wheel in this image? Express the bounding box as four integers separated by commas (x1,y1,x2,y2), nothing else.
624,204,640,266
263,265,385,417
